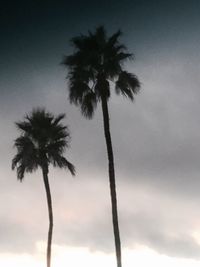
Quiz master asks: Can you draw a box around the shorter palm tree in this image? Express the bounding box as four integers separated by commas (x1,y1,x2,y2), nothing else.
12,108,75,267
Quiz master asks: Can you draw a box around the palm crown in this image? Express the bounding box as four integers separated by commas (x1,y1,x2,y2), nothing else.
63,26,140,118
12,108,75,180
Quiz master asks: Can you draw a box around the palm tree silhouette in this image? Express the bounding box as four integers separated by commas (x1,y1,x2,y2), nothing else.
12,108,75,267
62,26,140,267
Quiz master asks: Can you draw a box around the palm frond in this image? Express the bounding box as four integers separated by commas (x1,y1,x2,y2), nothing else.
95,26,106,47
70,34,88,50
49,154,75,176
16,164,26,181
69,81,91,105
47,139,69,155
80,91,98,119
53,114,65,126
12,135,39,175
60,157,75,176
15,121,32,134
12,153,22,170
116,52,133,62
115,71,140,100
107,29,122,48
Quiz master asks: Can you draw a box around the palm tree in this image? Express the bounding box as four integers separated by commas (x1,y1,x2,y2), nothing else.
12,108,75,267
62,26,140,267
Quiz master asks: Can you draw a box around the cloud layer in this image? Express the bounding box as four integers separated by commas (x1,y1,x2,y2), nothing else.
1,0,200,261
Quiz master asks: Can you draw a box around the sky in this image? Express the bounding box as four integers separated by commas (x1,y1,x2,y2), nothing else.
1,0,200,266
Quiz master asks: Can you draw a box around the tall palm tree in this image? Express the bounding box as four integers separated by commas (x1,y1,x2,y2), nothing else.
12,108,75,267
62,26,140,267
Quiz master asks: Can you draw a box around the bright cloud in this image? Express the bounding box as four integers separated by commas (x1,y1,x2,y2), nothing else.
1,244,200,267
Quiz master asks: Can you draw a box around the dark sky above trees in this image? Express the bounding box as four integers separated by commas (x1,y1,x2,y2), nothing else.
1,0,200,265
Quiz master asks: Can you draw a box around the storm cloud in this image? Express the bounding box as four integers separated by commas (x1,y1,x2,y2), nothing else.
1,0,200,262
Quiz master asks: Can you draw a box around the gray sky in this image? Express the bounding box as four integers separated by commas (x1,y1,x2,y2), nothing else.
1,0,200,263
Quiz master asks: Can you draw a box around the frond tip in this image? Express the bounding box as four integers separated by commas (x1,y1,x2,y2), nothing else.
61,157,76,176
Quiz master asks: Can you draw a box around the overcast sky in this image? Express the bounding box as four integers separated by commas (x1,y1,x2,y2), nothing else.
1,1,200,266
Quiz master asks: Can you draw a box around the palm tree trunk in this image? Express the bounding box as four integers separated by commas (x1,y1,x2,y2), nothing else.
42,167,53,267
101,96,122,267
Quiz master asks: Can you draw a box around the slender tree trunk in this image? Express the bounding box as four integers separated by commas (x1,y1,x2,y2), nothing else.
42,167,53,267
101,97,122,267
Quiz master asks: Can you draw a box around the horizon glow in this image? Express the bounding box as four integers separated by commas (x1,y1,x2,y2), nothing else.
1,243,200,267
